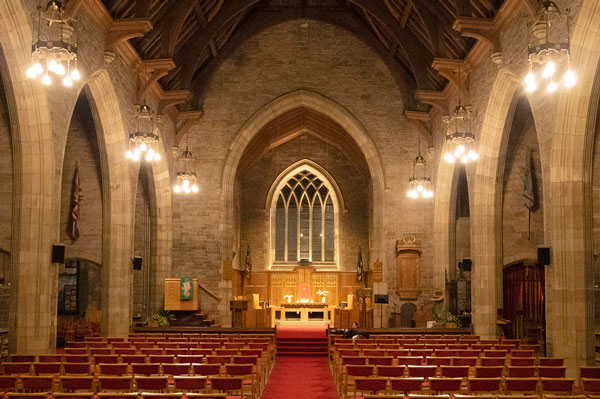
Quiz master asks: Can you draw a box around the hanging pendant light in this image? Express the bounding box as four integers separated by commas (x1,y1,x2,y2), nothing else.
524,1,575,93
27,1,81,87
407,129,433,199
125,104,161,162
173,141,198,194
442,104,478,164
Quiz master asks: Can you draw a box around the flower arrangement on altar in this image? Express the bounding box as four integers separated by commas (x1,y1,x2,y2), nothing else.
283,294,293,303
317,289,329,303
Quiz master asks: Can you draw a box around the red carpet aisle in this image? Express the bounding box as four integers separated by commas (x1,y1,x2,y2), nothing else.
260,356,339,399
276,325,329,355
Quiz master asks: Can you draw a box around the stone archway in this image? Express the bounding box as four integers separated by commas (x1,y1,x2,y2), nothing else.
0,0,56,353
222,90,386,270
546,0,600,373
84,70,134,337
470,68,521,338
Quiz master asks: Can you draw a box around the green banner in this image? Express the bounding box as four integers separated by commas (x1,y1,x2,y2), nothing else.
180,276,193,301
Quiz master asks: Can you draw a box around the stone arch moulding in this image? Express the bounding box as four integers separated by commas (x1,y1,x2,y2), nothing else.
0,0,56,353
84,69,134,338
470,68,521,339
222,89,386,265
148,136,173,313
265,159,344,270
546,0,600,374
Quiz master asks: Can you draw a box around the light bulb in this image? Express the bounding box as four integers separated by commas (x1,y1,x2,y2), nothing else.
132,154,140,161
468,150,479,161
33,62,43,75
154,153,160,161
41,74,52,86
526,79,537,92
63,76,73,87
26,67,37,79
48,59,57,72
543,61,555,78
70,68,81,80
453,145,464,158
547,81,557,93
183,179,190,186
444,152,455,163
461,155,469,163
126,151,133,159
55,63,66,75
192,185,199,193
140,142,147,152
564,70,576,88
173,185,181,193
407,190,414,198
183,186,190,193
417,184,423,192
524,72,535,85
134,148,141,157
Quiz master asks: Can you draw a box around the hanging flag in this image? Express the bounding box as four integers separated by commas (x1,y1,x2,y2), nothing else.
244,246,252,280
180,276,193,301
357,248,364,281
523,152,536,211
69,165,81,242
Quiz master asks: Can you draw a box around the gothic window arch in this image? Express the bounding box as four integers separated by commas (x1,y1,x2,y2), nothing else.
268,162,341,270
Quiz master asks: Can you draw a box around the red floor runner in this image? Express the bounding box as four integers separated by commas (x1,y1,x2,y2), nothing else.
276,324,328,339
260,356,338,399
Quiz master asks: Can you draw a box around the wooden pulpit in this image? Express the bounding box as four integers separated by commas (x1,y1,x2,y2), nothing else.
355,288,373,328
230,299,248,328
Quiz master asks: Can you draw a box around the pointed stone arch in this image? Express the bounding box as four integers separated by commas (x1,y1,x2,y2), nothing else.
84,70,134,337
222,89,386,268
0,0,56,353
469,68,521,338
546,0,600,373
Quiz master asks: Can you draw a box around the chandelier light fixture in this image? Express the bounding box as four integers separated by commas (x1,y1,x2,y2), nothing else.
173,138,198,194
443,104,479,164
27,1,81,87
524,1,575,93
407,130,433,199
125,104,161,162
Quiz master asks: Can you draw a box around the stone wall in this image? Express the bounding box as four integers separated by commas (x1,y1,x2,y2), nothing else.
174,19,433,322
239,134,369,272
0,70,12,253
59,94,103,264
502,96,544,265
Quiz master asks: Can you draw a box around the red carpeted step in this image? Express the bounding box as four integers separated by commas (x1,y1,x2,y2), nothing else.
261,356,338,399
275,325,329,356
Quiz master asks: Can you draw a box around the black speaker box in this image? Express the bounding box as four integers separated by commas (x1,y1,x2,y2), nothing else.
52,244,65,264
374,294,389,304
461,258,472,271
538,247,551,265
132,256,143,270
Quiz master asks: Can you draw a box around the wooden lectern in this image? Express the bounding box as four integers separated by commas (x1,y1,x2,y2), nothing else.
230,299,248,328
355,288,374,328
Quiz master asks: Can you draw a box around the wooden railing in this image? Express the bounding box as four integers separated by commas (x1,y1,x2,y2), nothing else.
197,281,222,303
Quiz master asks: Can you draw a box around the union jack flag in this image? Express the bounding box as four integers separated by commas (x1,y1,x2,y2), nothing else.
70,165,81,242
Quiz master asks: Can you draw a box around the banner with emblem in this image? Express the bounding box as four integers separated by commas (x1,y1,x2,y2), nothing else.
180,276,193,301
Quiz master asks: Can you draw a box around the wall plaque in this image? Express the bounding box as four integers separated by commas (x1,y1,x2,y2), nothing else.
372,260,383,282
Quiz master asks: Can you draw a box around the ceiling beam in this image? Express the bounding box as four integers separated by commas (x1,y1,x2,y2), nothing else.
160,0,197,58
416,90,448,114
177,0,261,87
404,110,432,146
135,0,152,18
174,110,204,146
455,0,472,17
136,59,176,104
348,0,432,90
186,8,417,112
106,18,153,53
431,58,470,103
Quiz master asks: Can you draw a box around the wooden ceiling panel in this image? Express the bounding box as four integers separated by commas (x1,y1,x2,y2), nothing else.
97,0,505,110
238,107,370,179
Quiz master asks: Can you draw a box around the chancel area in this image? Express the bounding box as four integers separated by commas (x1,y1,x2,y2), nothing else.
2,0,600,398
